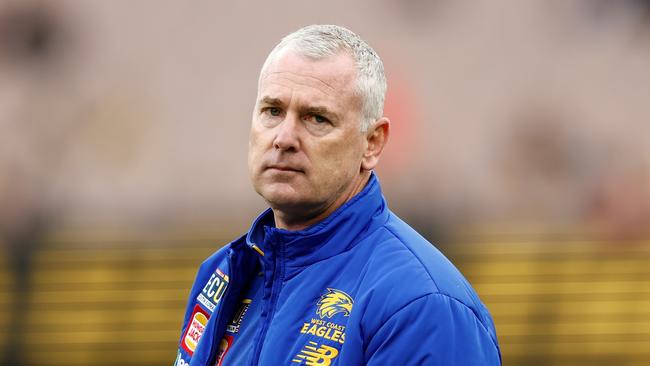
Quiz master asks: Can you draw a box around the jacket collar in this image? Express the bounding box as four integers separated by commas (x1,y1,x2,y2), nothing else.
245,173,388,269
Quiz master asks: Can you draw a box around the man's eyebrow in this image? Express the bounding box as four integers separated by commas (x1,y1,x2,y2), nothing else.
303,106,332,116
258,97,339,120
258,96,284,106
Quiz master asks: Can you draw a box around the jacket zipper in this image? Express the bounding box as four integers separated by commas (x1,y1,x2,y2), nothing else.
249,236,285,366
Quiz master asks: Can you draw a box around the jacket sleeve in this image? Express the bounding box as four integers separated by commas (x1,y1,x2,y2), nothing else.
364,293,501,365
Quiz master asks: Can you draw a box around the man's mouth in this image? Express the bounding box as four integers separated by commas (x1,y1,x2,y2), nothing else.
267,165,303,173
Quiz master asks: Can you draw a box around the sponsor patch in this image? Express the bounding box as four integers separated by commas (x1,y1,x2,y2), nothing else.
197,268,230,312
174,350,188,366
226,298,252,334
215,334,234,366
181,305,210,356
292,341,339,365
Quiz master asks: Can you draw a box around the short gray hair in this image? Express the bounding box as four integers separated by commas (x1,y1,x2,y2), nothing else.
260,25,387,132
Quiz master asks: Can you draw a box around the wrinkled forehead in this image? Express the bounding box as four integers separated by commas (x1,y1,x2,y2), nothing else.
258,50,359,100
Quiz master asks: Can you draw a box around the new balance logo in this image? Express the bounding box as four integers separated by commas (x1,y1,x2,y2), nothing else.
292,341,339,365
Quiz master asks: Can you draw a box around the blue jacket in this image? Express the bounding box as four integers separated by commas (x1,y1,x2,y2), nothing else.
174,174,501,365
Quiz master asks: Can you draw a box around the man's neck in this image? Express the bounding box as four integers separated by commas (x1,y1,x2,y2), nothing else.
273,172,371,231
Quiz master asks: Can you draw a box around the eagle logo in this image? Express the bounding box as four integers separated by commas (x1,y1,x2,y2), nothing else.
316,288,354,319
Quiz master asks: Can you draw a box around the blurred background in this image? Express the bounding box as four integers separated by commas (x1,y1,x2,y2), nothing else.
1,0,649,365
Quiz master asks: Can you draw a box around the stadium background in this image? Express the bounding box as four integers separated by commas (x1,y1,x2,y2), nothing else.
1,0,649,365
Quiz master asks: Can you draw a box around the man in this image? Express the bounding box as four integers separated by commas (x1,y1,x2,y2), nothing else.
175,25,501,366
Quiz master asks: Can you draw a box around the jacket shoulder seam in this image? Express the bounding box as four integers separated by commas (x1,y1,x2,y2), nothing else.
381,224,496,342
375,292,499,354
381,224,441,292
437,293,501,355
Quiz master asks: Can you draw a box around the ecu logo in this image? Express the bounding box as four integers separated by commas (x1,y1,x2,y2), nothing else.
316,288,353,319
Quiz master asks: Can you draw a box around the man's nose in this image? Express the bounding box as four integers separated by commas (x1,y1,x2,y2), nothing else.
273,113,301,151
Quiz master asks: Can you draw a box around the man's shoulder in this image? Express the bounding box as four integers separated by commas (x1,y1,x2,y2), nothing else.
361,213,464,294
357,212,492,324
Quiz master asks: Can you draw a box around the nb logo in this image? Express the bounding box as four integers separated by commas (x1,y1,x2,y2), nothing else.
292,341,339,365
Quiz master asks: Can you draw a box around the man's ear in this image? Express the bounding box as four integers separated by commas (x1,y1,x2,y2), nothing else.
361,117,390,171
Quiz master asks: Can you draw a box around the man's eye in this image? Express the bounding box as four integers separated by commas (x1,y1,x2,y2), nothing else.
313,115,329,124
266,107,281,116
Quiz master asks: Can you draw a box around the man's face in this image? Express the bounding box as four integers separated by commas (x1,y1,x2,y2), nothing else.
248,51,368,219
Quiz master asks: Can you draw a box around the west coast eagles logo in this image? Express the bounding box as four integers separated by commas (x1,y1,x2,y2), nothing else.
316,288,353,319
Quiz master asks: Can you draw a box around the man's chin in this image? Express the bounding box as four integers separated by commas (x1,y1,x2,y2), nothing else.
259,187,315,211
257,182,295,200
263,194,306,210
